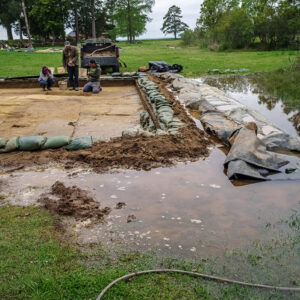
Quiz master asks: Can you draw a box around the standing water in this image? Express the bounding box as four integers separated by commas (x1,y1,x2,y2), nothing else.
196,74,300,137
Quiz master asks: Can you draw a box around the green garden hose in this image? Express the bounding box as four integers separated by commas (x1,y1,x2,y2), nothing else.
97,269,300,299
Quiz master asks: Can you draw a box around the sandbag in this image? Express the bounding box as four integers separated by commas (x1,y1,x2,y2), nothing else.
19,136,46,151
0,138,7,149
64,136,93,150
41,136,71,149
0,137,19,153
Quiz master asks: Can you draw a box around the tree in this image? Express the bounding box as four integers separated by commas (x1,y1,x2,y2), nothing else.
161,5,189,39
0,0,22,40
21,0,32,47
29,0,70,42
91,0,96,39
113,0,155,43
67,0,109,40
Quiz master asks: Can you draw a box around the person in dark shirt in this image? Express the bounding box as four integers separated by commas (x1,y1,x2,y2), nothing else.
83,60,102,94
62,41,79,91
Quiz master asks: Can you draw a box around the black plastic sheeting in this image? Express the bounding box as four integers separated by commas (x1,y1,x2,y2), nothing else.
148,61,183,73
199,101,300,181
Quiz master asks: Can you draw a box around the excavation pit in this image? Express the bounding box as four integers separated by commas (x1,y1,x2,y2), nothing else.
0,80,143,140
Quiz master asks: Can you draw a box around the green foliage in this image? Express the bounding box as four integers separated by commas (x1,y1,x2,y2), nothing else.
29,0,70,40
180,30,198,46
161,5,189,39
111,0,155,43
194,0,300,50
0,0,22,40
214,8,254,49
67,0,112,40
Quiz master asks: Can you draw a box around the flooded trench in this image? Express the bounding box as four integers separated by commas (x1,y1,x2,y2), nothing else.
197,75,300,137
1,144,299,259
0,74,299,261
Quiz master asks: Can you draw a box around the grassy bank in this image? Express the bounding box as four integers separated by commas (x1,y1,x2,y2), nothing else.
0,205,299,299
0,39,297,78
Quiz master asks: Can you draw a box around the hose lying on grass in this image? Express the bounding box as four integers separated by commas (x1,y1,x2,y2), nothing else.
96,269,300,299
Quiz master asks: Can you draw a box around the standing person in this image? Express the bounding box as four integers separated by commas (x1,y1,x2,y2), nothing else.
38,66,55,91
83,60,102,94
62,41,79,91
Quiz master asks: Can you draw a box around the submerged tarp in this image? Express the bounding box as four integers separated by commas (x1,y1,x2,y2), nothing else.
200,110,300,181
153,73,300,182
224,127,289,180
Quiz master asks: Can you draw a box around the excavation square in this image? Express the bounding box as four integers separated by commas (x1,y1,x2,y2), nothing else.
0,86,143,140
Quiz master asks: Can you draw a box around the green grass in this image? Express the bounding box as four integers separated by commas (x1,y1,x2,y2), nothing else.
0,39,298,78
1,205,299,299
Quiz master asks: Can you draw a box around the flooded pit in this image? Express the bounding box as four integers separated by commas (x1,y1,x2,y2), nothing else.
1,145,299,259
0,86,142,139
197,75,300,137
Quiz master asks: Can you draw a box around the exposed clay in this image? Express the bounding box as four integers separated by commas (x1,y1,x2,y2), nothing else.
0,78,212,172
39,181,111,221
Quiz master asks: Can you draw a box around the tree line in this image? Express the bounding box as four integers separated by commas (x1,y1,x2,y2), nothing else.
182,0,299,50
0,0,155,45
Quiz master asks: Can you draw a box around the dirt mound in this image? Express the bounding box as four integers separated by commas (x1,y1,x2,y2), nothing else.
0,77,212,173
40,181,111,220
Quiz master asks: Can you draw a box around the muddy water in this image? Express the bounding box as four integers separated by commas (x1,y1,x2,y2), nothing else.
197,75,299,137
1,146,299,258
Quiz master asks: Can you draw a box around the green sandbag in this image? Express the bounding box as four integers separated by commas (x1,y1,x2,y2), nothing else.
64,136,93,150
0,138,8,149
0,137,19,153
41,136,71,149
19,136,46,151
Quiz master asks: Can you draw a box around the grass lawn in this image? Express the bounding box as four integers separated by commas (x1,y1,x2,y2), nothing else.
0,39,298,78
0,205,299,299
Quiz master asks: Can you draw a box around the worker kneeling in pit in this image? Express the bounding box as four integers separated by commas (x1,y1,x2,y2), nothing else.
83,59,102,94
38,66,55,91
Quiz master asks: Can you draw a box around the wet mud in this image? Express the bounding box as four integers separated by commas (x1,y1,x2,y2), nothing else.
39,181,111,221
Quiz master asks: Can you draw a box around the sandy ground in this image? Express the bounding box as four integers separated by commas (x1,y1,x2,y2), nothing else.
0,77,212,172
0,86,142,139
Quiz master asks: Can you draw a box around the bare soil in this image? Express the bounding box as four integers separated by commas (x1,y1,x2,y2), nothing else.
39,181,111,221
0,77,212,172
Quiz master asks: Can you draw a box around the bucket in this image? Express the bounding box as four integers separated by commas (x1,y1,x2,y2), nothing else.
58,81,68,90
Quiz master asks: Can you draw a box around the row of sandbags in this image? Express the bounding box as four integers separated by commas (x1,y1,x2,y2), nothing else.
137,73,185,135
0,136,97,153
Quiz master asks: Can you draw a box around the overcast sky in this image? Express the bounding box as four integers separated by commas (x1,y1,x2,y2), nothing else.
0,0,202,40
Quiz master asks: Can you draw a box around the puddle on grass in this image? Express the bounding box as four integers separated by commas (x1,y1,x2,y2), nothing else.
1,147,299,259
197,75,300,137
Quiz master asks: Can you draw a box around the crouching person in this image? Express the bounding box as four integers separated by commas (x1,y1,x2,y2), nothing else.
38,66,55,91
83,60,102,94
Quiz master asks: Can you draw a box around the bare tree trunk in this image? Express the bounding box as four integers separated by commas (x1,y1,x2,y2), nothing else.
6,25,13,40
21,0,33,48
19,19,23,44
127,0,132,43
91,0,96,39
74,4,79,44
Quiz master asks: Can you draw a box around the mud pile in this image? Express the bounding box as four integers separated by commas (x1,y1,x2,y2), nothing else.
40,181,111,220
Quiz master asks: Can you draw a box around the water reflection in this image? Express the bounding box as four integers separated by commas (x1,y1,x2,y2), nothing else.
1,148,299,258
198,74,300,136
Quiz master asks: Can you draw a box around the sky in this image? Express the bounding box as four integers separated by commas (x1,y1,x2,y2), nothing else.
0,0,202,40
